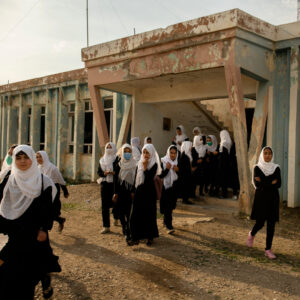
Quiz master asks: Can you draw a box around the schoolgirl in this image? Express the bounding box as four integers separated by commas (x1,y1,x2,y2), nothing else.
131,137,142,162
129,144,161,246
160,145,179,234
37,151,69,232
172,125,189,152
247,147,281,259
0,145,60,299
191,135,208,197
113,144,137,243
144,136,152,145
0,144,18,183
178,141,194,204
97,142,119,234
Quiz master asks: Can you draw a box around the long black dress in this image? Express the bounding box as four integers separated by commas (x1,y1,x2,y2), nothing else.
113,164,136,240
251,166,281,222
0,173,60,299
130,163,159,241
206,145,219,195
178,153,193,202
98,157,120,228
159,164,179,230
191,148,207,196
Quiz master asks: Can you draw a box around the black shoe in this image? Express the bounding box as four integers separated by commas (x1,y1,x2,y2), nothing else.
58,217,66,233
43,286,53,299
127,239,139,246
146,239,153,246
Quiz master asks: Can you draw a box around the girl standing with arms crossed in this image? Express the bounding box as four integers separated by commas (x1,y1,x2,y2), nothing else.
247,147,281,259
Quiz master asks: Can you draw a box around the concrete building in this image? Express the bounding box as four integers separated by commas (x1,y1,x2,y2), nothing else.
81,9,300,213
0,68,130,182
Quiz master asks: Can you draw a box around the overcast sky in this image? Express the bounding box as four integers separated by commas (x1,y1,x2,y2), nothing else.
0,0,298,85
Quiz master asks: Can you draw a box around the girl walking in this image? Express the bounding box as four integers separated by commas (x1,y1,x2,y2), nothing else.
247,147,281,259
36,151,69,232
129,144,161,246
98,142,119,234
160,146,179,234
113,144,137,243
0,145,60,299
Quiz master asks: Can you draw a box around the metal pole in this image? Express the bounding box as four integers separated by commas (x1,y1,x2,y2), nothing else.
86,0,89,47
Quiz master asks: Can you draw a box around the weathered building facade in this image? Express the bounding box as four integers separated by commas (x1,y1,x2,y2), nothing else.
0,69,130,181
81,9,300,213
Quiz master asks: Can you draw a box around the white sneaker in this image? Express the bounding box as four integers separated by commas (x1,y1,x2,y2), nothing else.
101,227,110,234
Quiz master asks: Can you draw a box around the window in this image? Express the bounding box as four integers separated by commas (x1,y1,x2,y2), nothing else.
163,117,171,131
27,107,31,145
83,101,93,154
68,102,75,153
40,106,46,150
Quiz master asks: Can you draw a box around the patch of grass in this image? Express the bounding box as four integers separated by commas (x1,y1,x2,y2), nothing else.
62,203,79,210
157,212,163,219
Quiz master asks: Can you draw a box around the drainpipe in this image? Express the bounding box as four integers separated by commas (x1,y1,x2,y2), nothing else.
55,88,59,165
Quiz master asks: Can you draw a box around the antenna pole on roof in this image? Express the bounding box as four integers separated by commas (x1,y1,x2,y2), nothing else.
86,0,89,47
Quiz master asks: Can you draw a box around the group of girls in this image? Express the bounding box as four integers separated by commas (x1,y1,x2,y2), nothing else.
172,125,239,202
0,145,69,299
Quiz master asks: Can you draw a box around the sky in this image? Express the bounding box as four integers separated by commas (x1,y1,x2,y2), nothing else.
0,0,298,85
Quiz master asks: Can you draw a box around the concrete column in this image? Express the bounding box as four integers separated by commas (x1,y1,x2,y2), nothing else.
18,93,27,145
73,83,84,180
225,64,253,215
266,86,274,147
57,87,68,171
1,96,8,160
248,81,269,167
45,89,53,157
88,85,109,149
112,92,117,144
288,46,300,207
30,92,41,151
0,96,3,160
91,118,100,181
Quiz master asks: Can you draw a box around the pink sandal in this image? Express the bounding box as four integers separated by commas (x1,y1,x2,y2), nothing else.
265,249,276,259
247,231,255,247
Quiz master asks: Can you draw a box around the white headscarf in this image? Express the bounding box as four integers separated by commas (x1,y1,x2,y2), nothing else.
193,127,202,136
135,144,161,188
207,135,218,152
0,145,56,220
175,125,188,151
181,141,193,162
99,142,117,183
0,154,12,183
144,136,152,145
252,147,280,188
131,137,141,162
118,144,137,189
161,146,178,189
219,130,232,154
193,135,208,158
37,151,66,185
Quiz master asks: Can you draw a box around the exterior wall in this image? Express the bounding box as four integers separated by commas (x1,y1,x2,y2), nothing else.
0,70,126,182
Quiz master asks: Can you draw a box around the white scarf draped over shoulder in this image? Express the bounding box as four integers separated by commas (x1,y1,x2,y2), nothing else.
131,137,141,162
118,144,137,189
219,130,232,154
193,135,208,158
161,146,178,189
135,144,161,188
99,142,117,183
207,135,218,152
0,145,57,220
181,141,193,162
37,151,66,185
252,146,280,189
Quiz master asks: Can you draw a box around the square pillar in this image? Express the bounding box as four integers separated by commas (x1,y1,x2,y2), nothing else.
288,46,300,207
91,118,100,181
45,89,53,157
18,93,28,145
225,63,253,215
30,92,41,151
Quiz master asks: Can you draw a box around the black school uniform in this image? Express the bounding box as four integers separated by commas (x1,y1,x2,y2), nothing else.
178,153,193,203
130,163,159,241
250,166,281,250
206,145,219,195
215,146,231,198
0,173,61,300
159,163,179,230
98,157,119,228
113,164,136,240
191,147,207,196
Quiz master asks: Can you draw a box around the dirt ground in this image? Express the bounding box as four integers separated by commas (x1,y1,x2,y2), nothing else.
31,183,300,300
